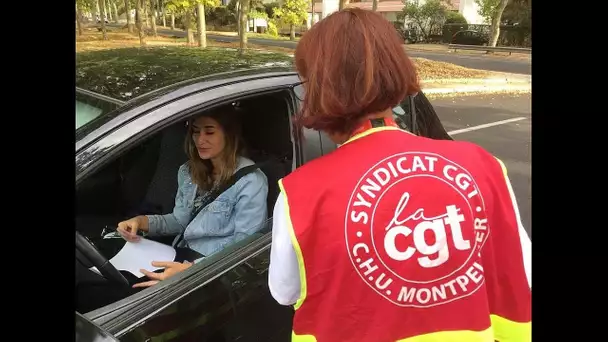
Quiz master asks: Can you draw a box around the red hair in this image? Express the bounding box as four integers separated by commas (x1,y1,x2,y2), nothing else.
295,8,421,135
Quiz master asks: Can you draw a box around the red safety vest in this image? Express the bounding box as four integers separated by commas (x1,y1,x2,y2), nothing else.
278,120,531,342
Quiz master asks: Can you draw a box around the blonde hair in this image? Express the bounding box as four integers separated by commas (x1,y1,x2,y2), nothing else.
185,105,244,191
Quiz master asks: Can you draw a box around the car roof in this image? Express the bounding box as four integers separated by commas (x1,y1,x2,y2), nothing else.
75,68,300,149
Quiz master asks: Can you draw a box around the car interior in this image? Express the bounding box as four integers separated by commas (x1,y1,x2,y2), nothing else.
75,91,295,314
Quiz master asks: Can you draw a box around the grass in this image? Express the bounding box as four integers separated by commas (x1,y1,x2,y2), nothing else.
76,28,492,99
76,46,293,100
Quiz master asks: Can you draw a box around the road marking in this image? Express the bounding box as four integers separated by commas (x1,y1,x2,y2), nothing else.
448,117,528,136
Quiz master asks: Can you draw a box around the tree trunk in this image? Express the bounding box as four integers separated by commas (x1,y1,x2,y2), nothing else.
311,0,315,26
238,0,249,55
112,1,119,23
125,0,134,33
339,0,346,10
149,0,158,36
76,5,84,36
197,3,207,48
289,24,295,41
170,12,175,30
99,0,108,40
489,0,510,47
372,0,378,11
136,0,147,46
185,10,194,44
143,1,149,27
162,5,166,26
107,1,113,21
235,1,240,35
91,3,98,25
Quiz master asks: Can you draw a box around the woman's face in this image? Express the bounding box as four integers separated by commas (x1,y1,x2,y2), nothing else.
192,116,226,160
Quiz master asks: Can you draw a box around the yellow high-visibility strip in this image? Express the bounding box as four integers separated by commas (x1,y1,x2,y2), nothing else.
278,179,308,310
491,314,531,342
340,126,402,147
292,314,531,342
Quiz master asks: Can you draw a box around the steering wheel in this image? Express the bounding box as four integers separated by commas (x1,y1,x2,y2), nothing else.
75,231,129,286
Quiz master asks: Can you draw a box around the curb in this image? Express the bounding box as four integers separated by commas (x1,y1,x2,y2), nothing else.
420,73,531,94
422,75,531,85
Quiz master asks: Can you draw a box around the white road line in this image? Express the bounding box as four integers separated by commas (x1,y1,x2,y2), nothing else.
448,117,528,136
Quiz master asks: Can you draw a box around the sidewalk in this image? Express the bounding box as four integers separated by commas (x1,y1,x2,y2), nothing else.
421,72,531,95
405,43,531,61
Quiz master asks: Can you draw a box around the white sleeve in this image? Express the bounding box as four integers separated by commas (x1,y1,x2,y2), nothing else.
503,170,532,289
268,191,301,306
497,158,531,289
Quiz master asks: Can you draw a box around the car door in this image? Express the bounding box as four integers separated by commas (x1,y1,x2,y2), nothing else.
76,312,120,342
79,75,313,342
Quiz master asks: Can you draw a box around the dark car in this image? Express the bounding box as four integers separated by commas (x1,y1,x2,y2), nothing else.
451,30,489,45
75,67,424,342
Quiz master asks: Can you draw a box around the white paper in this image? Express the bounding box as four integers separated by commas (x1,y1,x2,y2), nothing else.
90,238,176,278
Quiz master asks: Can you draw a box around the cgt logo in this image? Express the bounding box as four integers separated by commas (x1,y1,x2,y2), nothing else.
345,152,489,308
384,195,469,268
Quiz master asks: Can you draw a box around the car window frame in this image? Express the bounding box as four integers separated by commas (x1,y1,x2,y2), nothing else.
76,88,125,133
77,80,302,336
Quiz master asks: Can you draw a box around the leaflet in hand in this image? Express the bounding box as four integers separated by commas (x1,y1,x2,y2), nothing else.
90,238,176,278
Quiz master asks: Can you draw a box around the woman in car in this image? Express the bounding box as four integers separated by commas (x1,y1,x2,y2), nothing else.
117,104,269,287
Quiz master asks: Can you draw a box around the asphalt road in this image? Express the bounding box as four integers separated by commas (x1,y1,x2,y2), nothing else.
431,93,532,237
207,33,531,75
108,24,531,75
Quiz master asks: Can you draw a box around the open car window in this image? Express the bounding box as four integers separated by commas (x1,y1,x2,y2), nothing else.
86,219,273,335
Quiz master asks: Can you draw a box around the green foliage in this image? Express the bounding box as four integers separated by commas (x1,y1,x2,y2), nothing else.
473,0,501,23
75,47,294,100
264,2,280,18
399,0,450,38
273,0,308,26
249,9,268,19
165,0,219,13
267,20,278,36
445,11,467,24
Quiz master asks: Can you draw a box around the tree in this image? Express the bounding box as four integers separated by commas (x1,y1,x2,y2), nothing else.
238,0,249,54
372,0,377,11
166,0,219,46
161,0,167,26
197,2,207,48
125,0,134,33
112,0,120,23
273,0,307,41
339,0,348,10
135,0,147,46
474,0,511,46
399,0,449,41
76,0,91,36
99,0,108,40
150,0,158,36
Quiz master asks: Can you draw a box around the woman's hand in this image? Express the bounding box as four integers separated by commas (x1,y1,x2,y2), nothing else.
133,261,193,288
117,216,149,242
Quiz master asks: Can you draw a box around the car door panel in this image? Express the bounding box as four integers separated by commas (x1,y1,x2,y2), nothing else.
89,80,309,342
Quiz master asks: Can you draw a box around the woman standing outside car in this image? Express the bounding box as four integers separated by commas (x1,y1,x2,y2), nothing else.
268,8,531,342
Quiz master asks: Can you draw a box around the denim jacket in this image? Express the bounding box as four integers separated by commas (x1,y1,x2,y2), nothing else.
146,157,269,258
